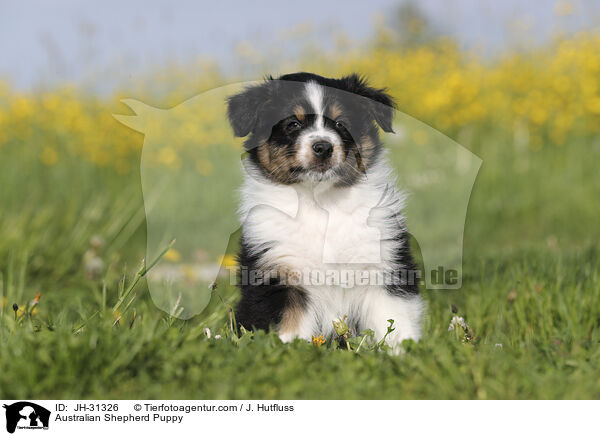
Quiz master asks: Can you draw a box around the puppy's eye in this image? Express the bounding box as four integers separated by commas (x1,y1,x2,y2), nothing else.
286,120,302,132
335,120,347,129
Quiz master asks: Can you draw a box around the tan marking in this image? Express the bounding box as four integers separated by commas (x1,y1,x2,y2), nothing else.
256,140,301,184
279,288,306,336
359,135,377,165
257,141,272,170
329,102,342,120
345,135,378,175
293,105,305,122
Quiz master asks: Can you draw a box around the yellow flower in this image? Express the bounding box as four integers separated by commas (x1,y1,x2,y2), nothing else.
312,335,326,347
586,97,600,114
218,254,237,267
11,96,34,118
156,147,181,170
163,248,181,262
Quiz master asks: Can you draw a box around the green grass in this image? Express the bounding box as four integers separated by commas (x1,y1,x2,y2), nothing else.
1,125,600,399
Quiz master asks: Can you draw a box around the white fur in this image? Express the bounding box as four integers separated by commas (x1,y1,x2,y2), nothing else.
297,82,344,168
297,128,343,168
239,155,424,352
305,81,325,124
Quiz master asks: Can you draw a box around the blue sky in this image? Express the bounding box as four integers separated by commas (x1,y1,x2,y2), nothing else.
0,0,597,91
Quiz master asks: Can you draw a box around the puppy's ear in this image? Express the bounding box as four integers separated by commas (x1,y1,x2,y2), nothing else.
343,74,396,133
227,83,270,137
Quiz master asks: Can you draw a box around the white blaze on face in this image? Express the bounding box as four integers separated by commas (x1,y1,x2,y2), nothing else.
306,81,325,127
297,81,343,168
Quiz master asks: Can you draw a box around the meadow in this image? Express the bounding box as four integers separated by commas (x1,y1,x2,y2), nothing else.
0,30,599,399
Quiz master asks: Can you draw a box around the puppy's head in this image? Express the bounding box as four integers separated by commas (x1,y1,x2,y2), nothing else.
227,72,395,186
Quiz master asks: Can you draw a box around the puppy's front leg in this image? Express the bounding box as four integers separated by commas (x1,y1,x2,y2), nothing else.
278,294,317,343
362,289,424,353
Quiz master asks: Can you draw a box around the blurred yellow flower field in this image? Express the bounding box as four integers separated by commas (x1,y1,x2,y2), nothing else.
1,32,599,172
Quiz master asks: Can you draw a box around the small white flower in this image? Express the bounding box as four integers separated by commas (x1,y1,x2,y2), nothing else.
214,334,221,339
204,327,211,339
448,315,468,331
495,343,503,349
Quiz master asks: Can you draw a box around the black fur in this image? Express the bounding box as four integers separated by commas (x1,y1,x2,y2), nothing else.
386,231,421,296
278,72,396,133
227,84,271,137
235,236,308,331
227,72,395,139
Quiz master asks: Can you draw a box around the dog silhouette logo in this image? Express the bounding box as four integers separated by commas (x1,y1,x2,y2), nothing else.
2,402,50,433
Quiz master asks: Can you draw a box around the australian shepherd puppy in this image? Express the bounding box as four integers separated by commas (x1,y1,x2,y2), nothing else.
227,72,424,350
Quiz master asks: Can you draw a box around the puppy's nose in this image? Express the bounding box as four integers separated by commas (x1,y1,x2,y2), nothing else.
312,141,333,158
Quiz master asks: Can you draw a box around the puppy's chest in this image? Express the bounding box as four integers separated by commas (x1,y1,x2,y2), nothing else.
249,194,386,268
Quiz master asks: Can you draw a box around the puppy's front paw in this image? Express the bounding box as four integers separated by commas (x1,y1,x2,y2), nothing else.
278,331,299,343
278,329,314,343
375,320,421,355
